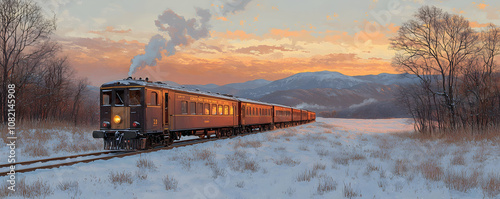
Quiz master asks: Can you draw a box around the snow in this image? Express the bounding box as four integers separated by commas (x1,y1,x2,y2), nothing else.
3,118,499,198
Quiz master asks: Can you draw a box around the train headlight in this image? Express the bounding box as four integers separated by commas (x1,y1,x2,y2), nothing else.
113,115,122,124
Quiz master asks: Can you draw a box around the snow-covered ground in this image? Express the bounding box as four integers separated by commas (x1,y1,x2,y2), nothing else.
2,118,499,198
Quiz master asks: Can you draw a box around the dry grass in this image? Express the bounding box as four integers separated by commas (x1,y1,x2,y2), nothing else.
317,176,337,195
296,169,318,182
343,183,360,199
450,154,466,166
482,173,500,198
226,150,260,172
0,120,102,157
135,170,148,180
0,178,53,198
394,159,410,176
298,145,309,151
315,148,330,157
444,169,480,192
418,160,444,181
313,162,326,171
163,175,178,191
273,156,300,166
194,148,215,161
392,125,500,143
332,151,366,166
136,157,157,170
109,171,133,185
233,139,262,149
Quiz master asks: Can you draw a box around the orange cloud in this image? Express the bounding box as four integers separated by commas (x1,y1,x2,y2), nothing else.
88,26,132,35
469,21,491,28
216,16,228,21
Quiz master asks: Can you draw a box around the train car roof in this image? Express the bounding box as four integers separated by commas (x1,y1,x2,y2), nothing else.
101,78,311,112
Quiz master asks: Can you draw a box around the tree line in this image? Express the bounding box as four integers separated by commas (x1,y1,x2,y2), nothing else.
392,6,500,133
0,0,98,125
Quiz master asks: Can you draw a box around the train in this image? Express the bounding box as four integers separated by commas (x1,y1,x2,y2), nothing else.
92,77,316,150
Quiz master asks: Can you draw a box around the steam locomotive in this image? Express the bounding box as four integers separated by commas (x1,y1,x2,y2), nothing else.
92,77,315,150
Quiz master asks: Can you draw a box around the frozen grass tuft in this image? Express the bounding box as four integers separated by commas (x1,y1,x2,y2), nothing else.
163,175,178,191
0,178,54,198
233,139,262,149
136,157,157,170
109,171,133,185
481,173,500,198
418,160,444,181
296,169,318,182
135,170,148,180
273,156,300,166
343,183,360,199
317,176,337,195
236,181,245,188
313,162,326,171
450,154,465,166
444,169,480,193
394,159,410,176
226,150,260,172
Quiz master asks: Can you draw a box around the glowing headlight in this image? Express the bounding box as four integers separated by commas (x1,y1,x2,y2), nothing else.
113,115,122,124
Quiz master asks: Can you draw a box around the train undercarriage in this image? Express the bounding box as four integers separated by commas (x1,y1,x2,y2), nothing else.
95,121,314,150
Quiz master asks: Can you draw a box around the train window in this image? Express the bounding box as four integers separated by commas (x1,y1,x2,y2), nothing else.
181,101,188,114
230,106,234,115
253,108,256,116
212,104,217,115
102,91,111,106
150,92,158,106
204,103,210,115
197,103,203,115
129,90,141,106
218,105,223,115
247,107,250,115
224,105,229,115
190,102,196,115
115,90,125,106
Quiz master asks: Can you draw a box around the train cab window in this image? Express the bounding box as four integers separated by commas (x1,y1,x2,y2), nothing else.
150,92,158,106
115,90,125,106
218,105,223,115
212,104,217,115
102,90,111,106
181,101,188,114
129,90,141,106
204,103,210,115
197,103,203,115
224,105,229,115
230,106,234,115
190,102,196,115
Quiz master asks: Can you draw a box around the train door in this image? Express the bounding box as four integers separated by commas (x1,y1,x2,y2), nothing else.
164,92,169,128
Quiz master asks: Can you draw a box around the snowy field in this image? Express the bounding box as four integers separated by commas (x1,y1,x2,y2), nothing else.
2,118,500,198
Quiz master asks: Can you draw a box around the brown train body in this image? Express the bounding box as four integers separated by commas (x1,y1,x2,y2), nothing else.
93,78,316,150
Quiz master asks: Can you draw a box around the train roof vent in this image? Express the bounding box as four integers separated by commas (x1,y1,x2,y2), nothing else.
216,92,220,95
222,94,233,97
195,89,200,91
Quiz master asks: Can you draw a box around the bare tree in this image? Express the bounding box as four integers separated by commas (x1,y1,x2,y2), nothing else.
391,6,479,130
392,6,500,134
0,0,56,123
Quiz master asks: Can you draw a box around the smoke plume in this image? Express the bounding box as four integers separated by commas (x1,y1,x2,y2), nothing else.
128,0,252,77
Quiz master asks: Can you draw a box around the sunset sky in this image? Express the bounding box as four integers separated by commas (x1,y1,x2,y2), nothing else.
37,0,500,86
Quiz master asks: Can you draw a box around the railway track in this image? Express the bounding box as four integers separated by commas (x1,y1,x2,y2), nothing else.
0,127,289,176
0,133,251,176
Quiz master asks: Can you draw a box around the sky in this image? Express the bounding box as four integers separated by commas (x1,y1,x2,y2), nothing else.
35,0,500,86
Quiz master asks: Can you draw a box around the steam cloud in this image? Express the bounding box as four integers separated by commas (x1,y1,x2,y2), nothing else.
128,0,252,76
